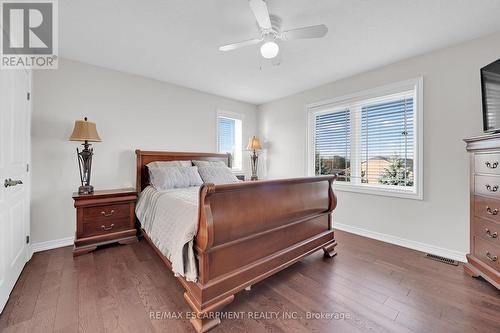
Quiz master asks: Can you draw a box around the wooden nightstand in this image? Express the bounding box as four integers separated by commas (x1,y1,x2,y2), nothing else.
73,188,138,256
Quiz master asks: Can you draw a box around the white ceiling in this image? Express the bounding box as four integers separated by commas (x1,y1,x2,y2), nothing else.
60,0,500,105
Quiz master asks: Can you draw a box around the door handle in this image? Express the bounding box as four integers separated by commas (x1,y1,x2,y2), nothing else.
4,178,23,188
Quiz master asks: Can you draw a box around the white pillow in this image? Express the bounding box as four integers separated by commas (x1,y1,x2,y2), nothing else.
192,160,227,168
147,160,192,168
197,166,240,185
149,166,202,190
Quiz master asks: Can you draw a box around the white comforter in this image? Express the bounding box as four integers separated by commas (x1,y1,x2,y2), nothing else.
135,186,199,282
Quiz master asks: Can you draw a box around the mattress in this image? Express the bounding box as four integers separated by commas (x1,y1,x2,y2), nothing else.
135,185,199,282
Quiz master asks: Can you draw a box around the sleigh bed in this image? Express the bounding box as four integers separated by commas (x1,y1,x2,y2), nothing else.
135,150,337,332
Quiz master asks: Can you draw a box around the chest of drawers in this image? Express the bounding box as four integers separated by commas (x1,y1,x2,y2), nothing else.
464,134,500,289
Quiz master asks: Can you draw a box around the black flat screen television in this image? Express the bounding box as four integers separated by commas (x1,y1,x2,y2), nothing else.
482,58,500,133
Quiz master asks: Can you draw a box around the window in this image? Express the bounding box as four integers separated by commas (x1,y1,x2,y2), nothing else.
307,78,423,199
217,112,243,171
315,109,351,181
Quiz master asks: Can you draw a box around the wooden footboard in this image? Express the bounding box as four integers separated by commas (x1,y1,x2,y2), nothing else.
187,176,337,331
135,151,337,332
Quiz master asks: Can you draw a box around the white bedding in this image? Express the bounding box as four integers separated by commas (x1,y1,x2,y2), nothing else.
135,186,199,282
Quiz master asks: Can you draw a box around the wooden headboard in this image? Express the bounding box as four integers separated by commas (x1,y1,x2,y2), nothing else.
135,150,231,192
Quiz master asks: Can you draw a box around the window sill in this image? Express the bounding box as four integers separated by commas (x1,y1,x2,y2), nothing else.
332,182,422,200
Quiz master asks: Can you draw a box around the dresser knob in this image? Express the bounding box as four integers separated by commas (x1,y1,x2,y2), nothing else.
485,161,499,169
101,210,115,217
485,184,498,192
486,252,498,262
486,207,498,215
485,228,498,238
101,224,114,231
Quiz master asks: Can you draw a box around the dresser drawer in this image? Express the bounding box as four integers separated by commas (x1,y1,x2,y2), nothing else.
474,175,500,198
82,203,130,223
474,237,500,272
475,153,500,175
81,217,130,238
474,218,500,245
474,196,500,223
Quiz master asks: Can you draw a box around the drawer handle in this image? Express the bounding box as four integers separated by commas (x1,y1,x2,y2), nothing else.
486,207,498,215
485,161,499,169
101,224,115,231
485,228,498,238
101,210,115,217
485,184,499,192
486,252,498,262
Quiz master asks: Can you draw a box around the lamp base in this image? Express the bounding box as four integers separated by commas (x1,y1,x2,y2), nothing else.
250,151,259,181
78,185,94,195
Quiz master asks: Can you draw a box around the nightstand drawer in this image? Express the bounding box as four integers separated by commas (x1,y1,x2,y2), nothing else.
474,237,500,272
474,196,500,223
82,203,130,222
475,153,500,175
474,218,500,245
82,217,130,237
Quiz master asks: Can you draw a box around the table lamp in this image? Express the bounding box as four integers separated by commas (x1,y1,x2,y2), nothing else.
247,136,262,181
69,117,101,194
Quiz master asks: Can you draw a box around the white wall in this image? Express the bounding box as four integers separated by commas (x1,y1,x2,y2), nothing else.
258,32,500,261
31,59,257,244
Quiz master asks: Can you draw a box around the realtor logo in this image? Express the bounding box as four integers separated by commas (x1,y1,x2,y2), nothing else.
1,0,58,69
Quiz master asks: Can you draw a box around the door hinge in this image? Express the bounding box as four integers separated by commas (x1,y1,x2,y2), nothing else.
26,235,30,244
26,163,29,172
27,92,30,101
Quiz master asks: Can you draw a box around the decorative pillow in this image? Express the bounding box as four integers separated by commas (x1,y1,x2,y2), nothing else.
197,166,240,185
147,160,192,168
148,166,202,190
192,160,227,168
177,166,203,187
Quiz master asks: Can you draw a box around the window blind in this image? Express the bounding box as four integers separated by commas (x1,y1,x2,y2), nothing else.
314,109,350,181
217,115,243,170
309,79,421,198
218,117,236,154
360,96,414,186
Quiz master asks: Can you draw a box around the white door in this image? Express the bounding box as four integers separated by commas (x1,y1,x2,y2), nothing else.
0,68,31,313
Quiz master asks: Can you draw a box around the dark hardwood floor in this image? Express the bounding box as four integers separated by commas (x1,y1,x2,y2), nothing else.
1,230,499,333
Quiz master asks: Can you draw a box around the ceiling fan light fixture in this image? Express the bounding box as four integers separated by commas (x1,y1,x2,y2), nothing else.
218,0,328,62
260,41,279,59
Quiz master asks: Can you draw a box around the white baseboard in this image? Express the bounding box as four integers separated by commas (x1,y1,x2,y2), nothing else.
335,223,467,263
26,226,467,263
28,236,74,259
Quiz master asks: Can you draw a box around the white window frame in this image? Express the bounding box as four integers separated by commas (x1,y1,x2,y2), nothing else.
306,77,423,200
216,110,244,173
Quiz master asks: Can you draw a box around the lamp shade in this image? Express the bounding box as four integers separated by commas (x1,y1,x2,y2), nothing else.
69,118,101,142
247,136,262,150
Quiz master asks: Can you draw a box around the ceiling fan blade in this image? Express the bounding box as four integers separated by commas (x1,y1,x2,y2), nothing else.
282,24,328,41
248,0,272,30
219,38,262,52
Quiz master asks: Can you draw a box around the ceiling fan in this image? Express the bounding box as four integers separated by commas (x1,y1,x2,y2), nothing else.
219,0,328,60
